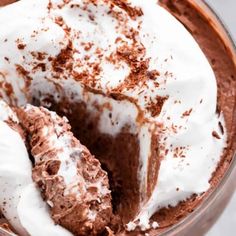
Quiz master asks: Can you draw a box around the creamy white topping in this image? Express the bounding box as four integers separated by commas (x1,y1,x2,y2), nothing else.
0,100,18,122
0,102,72,236
0,0,227,232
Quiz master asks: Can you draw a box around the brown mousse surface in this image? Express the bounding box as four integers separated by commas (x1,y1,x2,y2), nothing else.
35,97,142,225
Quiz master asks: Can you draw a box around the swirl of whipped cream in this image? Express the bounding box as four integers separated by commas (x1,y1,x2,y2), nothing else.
0,100,72,236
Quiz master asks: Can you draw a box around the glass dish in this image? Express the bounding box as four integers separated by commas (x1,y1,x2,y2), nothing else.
159,0,236,235
0,1,235,236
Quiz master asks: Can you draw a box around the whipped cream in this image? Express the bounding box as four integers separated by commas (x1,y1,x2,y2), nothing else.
0,102,72,236
0,100,18,122
0,0,227,231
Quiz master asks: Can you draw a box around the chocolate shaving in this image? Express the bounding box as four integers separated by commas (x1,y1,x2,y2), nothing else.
110,0,143,20
112,42,150,91
31,51,47,61
33,63,46,72
51,40,73,74
181,108,193,118
17,43,26,50
147,70,160,80
212,131,221,139
218,121,224,135
15,64,32,88
146,96,168,117
4,57,9,62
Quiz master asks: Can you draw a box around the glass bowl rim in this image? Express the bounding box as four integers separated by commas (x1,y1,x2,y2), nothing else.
160,1,236,235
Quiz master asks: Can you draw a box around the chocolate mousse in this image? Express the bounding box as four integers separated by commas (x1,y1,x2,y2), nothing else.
0,0,235,236
16,105,113,236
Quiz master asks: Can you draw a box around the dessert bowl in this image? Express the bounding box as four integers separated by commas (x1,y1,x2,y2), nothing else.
0,0,235,236
155,1,236,235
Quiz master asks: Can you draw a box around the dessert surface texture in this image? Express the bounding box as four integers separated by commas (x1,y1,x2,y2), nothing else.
0,0,235,235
